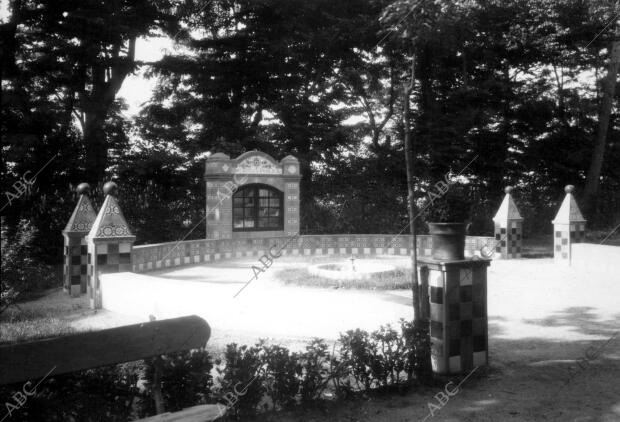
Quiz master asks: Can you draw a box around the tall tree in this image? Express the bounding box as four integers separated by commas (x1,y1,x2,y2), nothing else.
584,26,620,216
402,52,420,320
3,0,176,185
144,0,385,205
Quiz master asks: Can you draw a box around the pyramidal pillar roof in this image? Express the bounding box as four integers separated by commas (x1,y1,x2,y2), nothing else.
493,186,523,223
88,182,135,241
63,183,98,234
552,185,586,225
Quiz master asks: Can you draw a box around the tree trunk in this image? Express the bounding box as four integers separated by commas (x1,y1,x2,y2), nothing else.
403,54,420,322
81,36,136,185
404,50,432,379
584,39,620,218
0,0,21,80
84,112,108,185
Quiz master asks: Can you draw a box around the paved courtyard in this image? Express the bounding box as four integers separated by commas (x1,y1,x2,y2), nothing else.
74,256,620,352
11,255,620,421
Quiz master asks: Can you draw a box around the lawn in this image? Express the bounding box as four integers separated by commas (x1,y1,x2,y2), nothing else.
0,288,86,344
275,265,412,290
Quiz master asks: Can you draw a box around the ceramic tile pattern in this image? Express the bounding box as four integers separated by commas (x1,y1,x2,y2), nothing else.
426,262,489,374
63,194,97,296
131,234,494,273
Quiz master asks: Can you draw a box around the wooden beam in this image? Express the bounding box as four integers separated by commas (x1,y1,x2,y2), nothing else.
0,315,210,385
136,404,226,422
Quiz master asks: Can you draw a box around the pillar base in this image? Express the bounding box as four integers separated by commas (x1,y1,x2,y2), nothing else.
419,257,490,375
66,285,81,297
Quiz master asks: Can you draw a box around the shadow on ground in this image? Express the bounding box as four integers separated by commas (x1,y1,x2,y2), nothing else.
522,306,620,338
248,307,620,422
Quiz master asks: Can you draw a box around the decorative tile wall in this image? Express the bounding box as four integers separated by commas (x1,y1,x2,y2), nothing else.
132,234,495,273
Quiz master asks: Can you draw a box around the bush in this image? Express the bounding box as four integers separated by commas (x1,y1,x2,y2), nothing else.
214,343,266,417
52,364,142,422
0,362,142,422
261,343,300,410
338,320,432,391
298,338,333,404
141,349,213,415
369,325,408,387
0,320,433,420
402,320,433,381
1,219,57,314
424,183,472,223
338,329,376,391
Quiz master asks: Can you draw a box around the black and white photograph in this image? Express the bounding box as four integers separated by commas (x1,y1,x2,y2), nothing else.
1,0,619,421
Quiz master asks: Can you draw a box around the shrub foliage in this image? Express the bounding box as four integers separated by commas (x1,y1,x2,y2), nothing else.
1,220,57,314
0,320,431,420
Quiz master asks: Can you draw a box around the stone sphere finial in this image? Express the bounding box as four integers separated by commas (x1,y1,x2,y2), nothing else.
103,181,118,196
76,183,90,195
565,185,575,194
504,186,513,194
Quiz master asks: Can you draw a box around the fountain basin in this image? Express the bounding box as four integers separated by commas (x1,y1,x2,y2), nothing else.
307,259,398,281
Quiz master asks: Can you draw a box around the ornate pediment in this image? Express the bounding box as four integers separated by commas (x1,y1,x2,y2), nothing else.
236,155,281,175
64,195,97,233
88,195,134,239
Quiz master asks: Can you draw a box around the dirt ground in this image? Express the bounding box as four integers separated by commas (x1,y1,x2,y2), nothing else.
258,327,620,422
238,258,620,422
3,256,619,421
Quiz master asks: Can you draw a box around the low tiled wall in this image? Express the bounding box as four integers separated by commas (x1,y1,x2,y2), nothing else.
132,234,495,273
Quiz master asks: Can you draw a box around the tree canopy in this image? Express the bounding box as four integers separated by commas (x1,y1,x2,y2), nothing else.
1,0,618,262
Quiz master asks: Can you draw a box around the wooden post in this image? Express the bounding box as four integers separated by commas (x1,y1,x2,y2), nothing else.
152,356,166,414
419,265,430,320
403,52,420,322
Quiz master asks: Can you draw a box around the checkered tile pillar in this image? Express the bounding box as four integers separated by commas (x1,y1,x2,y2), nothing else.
552,185,586,264
492,186,523,259
553,222,587,263
62,183,97,297
206,178,233,239
87,182,136,309
282,155,301,236
63,234,89,296
493,220,523,259
205,152,233,240
422,258,491,375
87,240,134,308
